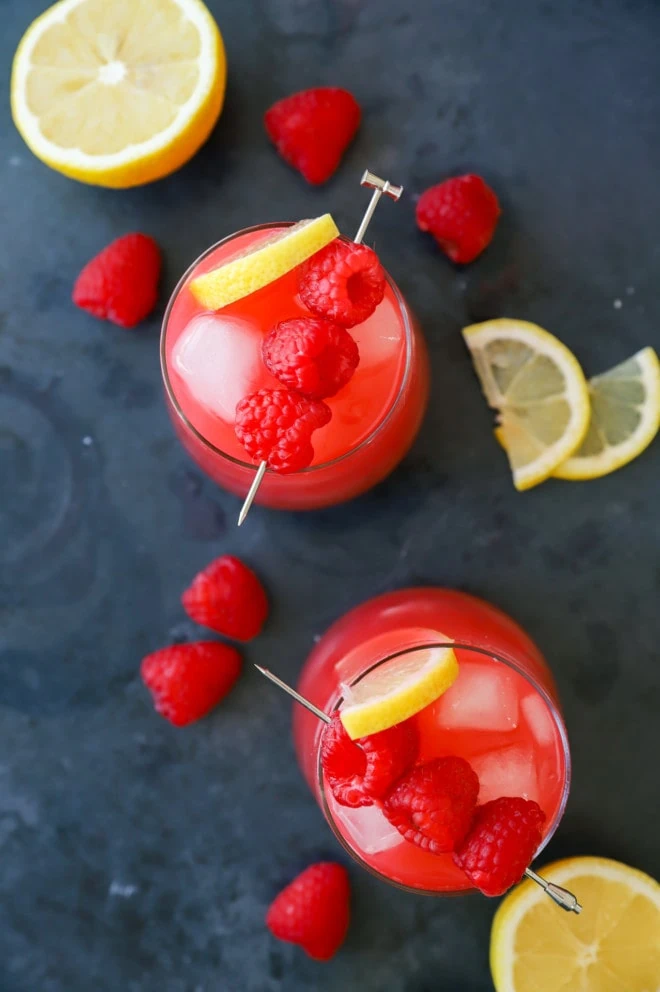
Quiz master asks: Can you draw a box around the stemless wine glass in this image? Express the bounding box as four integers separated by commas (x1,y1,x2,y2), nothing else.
294,588,571,894
161,223,429,511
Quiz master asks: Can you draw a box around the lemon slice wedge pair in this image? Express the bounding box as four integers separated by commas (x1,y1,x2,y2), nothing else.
464,319,659,488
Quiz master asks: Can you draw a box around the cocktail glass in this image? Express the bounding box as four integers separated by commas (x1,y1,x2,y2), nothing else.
294,588,571,894
160,223,429,511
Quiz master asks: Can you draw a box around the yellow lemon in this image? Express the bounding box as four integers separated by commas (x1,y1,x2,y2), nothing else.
490,856,660,992
463,319,590,490
555,346,660,480
340,646,459,739
11,0,226,188
190,216,340,310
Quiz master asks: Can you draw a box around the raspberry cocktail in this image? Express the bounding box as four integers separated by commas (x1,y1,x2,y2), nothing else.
294,589,571,896
161,182,428,513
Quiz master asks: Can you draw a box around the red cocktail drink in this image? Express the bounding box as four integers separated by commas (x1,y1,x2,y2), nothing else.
161,223,428,510
295,588,570,894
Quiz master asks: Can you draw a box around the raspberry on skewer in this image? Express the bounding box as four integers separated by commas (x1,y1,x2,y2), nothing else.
235,388,331,473
263,317,360,399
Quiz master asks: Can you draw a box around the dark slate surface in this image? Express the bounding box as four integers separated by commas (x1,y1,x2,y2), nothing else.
1,0,659,989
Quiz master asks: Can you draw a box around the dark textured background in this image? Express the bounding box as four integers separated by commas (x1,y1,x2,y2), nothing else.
1,0,659,989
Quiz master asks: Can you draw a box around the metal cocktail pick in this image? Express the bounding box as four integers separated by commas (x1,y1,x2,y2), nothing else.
353,170,404,244
254,664,582,915
238,460,267,527
237,171,404,527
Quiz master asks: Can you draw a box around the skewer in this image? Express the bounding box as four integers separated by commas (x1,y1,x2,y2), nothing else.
254,664,582,914
254,664,331,724
523,866,582,913
237,170,404,526
237,460,267,527
354,170,404,243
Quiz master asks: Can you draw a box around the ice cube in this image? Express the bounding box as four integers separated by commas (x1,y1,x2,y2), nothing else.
172,313,264,421
472,746,539,804
521,694,557,749
332,802,404,855
436,662,519,732
351,295,403,369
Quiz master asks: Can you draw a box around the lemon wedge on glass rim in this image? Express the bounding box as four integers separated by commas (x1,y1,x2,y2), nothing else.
190,215,340,310
11,0,226,188
339,645,459,739
463,319,590,491
554,346,660,480
490,856,660,992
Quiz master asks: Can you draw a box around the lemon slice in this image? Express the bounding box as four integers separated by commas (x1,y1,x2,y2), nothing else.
340,646,458,739
190,215,340,310
463,319,590,491
554,346,660,480
11,0,226,188
490,856,660,992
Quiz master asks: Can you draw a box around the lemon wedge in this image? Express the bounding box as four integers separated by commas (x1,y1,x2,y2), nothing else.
340,645,459,739
190,215,340,310
11,0,226,188
554,346,660,480
490,856,660,992
463,319,590,491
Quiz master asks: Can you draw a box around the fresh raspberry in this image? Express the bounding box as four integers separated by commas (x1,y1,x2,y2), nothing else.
416,174,501,264
453,797,546,896
263,317,359,399
235,388,331,473
264,87,361,185
182,555,268,642
73,233,161,328
321,713,418,808
383,756,479,854
140,642,241,727
299,240,386,328
266,862,350,960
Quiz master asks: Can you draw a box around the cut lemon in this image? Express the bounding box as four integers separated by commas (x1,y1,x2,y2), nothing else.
190,215,340,310
463,319,590,491
340,645,458,739
490,856,660,992
554,346,660,480
11,0,226,188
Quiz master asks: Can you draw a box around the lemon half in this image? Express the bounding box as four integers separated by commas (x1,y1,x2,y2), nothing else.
11,0,226,188
490,856,660,992
554,346,660,480
463,319,590,490
340,645,459,739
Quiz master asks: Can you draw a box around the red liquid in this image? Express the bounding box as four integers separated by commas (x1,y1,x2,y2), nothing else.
294,589,570,894
161,224,429,510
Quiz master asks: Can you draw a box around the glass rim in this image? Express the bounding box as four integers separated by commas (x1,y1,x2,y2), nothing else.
316,640,572,898
160,221,415,474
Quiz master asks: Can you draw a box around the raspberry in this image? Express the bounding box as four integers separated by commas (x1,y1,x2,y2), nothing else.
73,233,161,327
263,317,359,399
383,756,479,854
264,87,361,185
235,388,331,473
140,642,241,727
321,713,418,808
182,555,268,642
416,174,501,264
266,862,350,960
299,240,386,328
453,797,546,896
